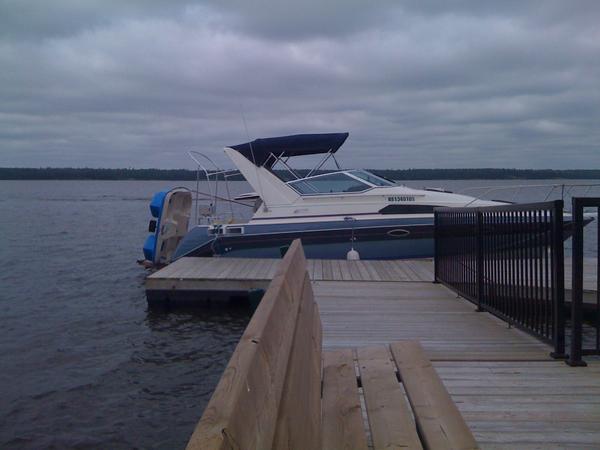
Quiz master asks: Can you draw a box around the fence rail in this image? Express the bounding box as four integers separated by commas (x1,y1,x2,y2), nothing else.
569,197,600,366
434,200,566,358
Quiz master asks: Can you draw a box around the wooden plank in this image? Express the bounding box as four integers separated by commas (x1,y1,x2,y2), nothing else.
171,258,201,279
399,261,421,281
226,257,254,280
322,260,333,281
336,259,352,281
195,258,221,279
353,260,371,281
356,346,423,450
186,240,307,450
390,341,478,450
386,260,411,281
347,261,364,281
331,259,342,281
360,260,382,281
314,258,324,281
213,258,241,279
372,260,396,282
231,259,256,280
416,259,435,280
267,258,281,278
272,274,322,449
307,259,316,279
244,258,265,279
406,260,434,282
258,258,276,279
148,257,183,278
322,349,368,450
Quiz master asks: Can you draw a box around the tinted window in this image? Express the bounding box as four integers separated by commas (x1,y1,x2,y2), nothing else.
289,172,370,194
349,170,395,187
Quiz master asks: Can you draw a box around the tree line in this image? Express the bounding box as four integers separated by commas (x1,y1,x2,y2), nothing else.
1,167,600,180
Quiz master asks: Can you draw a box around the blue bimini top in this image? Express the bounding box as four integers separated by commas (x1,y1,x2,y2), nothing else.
229,132,349,168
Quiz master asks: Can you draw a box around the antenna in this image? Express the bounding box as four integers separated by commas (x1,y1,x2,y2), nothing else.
240,107,268,211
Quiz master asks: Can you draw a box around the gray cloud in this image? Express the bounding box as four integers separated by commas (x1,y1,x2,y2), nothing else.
0,1,599,169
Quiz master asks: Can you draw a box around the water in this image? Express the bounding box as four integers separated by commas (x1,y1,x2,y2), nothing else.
1,179,598,449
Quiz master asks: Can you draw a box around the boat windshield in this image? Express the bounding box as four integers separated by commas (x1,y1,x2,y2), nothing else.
288,172,371,195
348,169,395,187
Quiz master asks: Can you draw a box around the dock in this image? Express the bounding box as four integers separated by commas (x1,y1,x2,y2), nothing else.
145,256,435,306
149,256,600,448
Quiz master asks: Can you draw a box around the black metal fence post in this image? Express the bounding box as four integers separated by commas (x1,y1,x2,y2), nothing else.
476,211,484,311
567,198,587,366
434,210,439,283
597,204,600,355
550,200,566,359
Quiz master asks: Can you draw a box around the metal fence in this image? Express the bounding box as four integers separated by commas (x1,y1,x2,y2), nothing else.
434,200,566,358
568,197,600,366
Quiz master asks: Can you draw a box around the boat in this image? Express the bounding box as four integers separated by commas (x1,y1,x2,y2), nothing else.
141,132,593,266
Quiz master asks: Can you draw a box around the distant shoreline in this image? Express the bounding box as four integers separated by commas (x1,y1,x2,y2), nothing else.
1,167,600,181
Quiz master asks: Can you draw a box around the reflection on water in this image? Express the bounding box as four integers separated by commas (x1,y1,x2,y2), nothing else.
0,179,598,449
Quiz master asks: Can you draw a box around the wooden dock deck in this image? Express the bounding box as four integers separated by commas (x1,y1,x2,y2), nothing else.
147,255,597,289
314,276,600,448
147,255,600,448
145,256,435,305
313,260,600,448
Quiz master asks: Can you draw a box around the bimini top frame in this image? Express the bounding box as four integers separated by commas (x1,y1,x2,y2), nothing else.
228,132,349,169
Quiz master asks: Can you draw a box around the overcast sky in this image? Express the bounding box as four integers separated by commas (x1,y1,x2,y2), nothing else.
1,1,599,169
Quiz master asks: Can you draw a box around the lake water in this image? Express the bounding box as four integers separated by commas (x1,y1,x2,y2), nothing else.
1,179,598,449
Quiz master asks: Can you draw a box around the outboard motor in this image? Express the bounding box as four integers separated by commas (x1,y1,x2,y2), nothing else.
142,187,192,267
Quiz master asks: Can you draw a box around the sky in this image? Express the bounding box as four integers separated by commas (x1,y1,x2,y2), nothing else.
0,1,599,169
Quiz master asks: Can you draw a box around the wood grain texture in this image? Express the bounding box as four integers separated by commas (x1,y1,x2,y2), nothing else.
356,346,423,450
321,349,368,450
314,281,551,361
186,240,308,450
146,258,435,295
272,274,322,450
435,360,600,449
390,341,478,450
